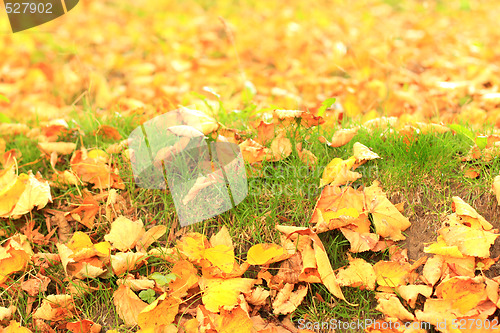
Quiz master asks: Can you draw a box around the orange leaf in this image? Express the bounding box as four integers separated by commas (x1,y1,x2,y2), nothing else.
137,293,181,330
435,276,487,315
113,285,148,326
0,235,32,284
272,283,308,315
66,319,101,333
373,261,411,288
94,125,122,140
214,306,253,333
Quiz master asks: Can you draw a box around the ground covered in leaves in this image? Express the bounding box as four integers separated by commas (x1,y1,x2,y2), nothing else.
2,0,500,332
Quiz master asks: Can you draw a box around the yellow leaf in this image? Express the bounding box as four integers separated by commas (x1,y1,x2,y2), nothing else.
423,236,464,258
246,243,287,265
493,175,500,206
239,139,272,164
337,257,376,290
0,173,28,218
452,196,493,230
136,226,166,253
204,244,235,273
373,261,411,288
421,255,444,286
110,252,145,276
33,294,74,322
365,181,411,241
320,156,361,187
200,277,255,312
439,224,498,258
66,231,94,253
104,216,145,252
415,299,458,324
313,241,346,301
3,321,33,333
270,132,292,161
340,228,379,253
297,148,317,168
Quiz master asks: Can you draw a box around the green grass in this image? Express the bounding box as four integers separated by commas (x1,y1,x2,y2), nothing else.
2,103,500,332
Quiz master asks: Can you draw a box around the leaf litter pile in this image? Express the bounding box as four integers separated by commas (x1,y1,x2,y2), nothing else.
2,0,500,332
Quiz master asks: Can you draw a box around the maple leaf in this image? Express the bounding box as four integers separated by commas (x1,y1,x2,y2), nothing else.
275,225,347,301
438,223,498,258
56,232,110,279
420,255,444,286
104,216,145,252
320,156,361,187
117,276,155,292
67,195,100,229
94,124,122,140
21,274,50,297
297,147,318,168
168,260,199,298
336,256,376,290
200,277,255,312
340,228,379,253
452,196,493,231
110,252,145,276
493,175,500,205
204,244,236,273
245,287,270,306
254,120,276,145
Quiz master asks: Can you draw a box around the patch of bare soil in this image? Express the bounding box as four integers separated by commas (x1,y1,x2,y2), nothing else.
389,181,500,277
